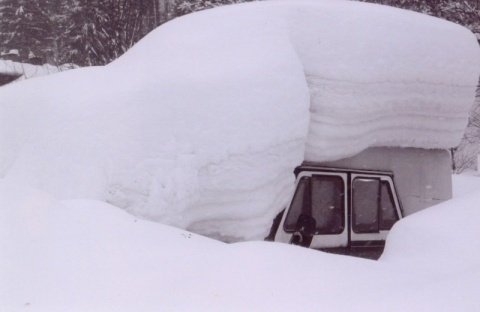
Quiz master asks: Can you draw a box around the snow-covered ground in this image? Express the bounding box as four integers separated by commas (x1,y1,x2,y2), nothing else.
1,0,479,241
1,173,479,311
453,169,480,197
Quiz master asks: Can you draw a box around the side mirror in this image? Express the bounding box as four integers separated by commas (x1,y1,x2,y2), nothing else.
290,214,316,247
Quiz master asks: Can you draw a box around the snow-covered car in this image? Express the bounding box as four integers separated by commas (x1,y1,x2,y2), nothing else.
0,0,479,247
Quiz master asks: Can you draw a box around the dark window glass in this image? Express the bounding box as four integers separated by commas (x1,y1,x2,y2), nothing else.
379,181,399,230
352,178,380,233
311,176,345,234
284,175,345,235
284,176,310,232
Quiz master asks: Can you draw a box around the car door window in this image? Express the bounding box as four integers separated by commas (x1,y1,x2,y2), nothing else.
284,175,345,235
352,177,400,233
311,175,345,234
379,181,399,230
284,176,310,232
352,178,380,233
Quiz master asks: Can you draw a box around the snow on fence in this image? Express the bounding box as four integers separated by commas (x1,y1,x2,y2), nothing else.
0,59,78,85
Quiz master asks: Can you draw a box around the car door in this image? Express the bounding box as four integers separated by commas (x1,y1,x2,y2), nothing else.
275,171,349,249
349,173,402,249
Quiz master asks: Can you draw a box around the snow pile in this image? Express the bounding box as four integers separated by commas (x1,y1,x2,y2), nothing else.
381,183,480,283
1,180,479,311
452,170,480,197
1,0,479,241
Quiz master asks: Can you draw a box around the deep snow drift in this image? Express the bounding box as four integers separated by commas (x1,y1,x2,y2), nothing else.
1,0,479,241
1,177,479,311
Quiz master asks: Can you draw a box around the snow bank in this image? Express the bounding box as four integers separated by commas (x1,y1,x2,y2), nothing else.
381,184,480,278
1,181,479,311
1,0,479,241
452,170,480,197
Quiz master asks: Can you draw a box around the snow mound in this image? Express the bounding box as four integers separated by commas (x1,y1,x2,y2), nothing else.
381,185,480,277
1,181,479,311
1,0,479,241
